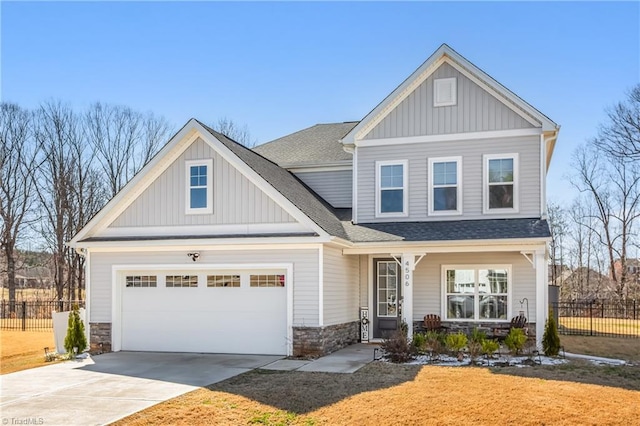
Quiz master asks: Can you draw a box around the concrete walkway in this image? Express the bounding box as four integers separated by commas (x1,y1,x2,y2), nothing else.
0,352,281,425
261,343,377,373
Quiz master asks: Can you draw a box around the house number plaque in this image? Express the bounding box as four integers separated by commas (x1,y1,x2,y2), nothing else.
405,260,411,287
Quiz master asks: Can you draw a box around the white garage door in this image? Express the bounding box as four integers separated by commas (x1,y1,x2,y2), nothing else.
120,269,288,355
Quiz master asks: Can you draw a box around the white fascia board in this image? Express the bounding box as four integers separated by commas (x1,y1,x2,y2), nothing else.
69,121,200,245
341,47,449,145
442,50,558,131
193,122,330,239
75,237,332,252
100,223,309,238
342,239,549,255
357,128,543,148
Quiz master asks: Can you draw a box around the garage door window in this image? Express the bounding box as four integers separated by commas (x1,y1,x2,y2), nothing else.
126,275,157,288
166,275,198,288
207,275,240,287
250,274,285,287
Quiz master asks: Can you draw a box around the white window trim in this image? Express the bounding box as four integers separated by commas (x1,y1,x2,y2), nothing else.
433,77,457,107
483,153,519,214
185,159,213,215
441,264,512,323
375,159,409,218
428,156,462,216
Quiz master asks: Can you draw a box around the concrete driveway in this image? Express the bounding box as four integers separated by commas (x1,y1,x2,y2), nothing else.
0,352,282,425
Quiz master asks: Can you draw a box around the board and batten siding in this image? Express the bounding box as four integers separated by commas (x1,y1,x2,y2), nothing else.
363,62,534,140
89,248,319,326
356,135,540,223
412,252,537,323
323,246,359,325
110,138,296,228
293,170,352,208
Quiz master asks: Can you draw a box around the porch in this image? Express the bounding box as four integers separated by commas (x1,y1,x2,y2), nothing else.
346,245,548,349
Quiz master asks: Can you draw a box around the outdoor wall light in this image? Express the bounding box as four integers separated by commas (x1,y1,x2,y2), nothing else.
187,252,200,262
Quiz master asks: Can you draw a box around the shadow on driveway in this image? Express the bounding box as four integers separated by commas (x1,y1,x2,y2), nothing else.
79,351,283,387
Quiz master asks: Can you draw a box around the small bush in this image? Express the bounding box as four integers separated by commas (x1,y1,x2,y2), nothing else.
481,339,500,358
381,330,415,363
424,330,445,358
445,332,468,359
467,328,486,363
412,332,427,353
543,307,561,356
504,328,527,355
64,304,87,359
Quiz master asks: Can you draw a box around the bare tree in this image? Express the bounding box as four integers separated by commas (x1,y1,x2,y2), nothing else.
33,101,79,300
571,134,640,301
594,84,640,159
0,103,39,311
67,126,106,301
547,201,567,286
210,117,256,148
85,103,172,198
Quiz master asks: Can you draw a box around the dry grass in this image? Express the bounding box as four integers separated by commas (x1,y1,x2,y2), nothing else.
116,362,640,426
561,335,640,362
0,330,57,374
559,317,640,337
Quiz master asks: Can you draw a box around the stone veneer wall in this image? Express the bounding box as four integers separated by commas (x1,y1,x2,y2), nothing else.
412,321,536,338
89,322,112,353
293,321,360,357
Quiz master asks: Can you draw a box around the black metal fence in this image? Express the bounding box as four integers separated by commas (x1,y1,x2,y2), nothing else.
552,300,639,338
0,300,85,331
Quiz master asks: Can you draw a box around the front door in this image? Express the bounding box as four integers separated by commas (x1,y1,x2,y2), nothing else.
373,259,401,339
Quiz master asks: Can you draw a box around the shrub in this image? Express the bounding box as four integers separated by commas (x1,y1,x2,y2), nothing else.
64,304,87,359
543,307,561,356
423,330,445,358
445,332,468,360
481,339,500,358
467,328,486,363
412,332,427,353
504,328,527,355
381,330,415,363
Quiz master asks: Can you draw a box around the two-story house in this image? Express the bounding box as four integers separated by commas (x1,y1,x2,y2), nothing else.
70,44,559,357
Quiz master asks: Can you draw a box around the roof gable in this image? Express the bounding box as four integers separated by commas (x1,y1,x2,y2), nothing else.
342,44,558,145
362,62,535,140
70,120,349,245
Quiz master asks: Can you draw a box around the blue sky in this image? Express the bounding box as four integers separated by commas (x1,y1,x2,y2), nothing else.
2,1,639,205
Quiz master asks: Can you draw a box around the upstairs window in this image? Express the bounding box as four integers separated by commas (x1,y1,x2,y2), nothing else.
429,157,462,215
186,159,213,214
376,160,408,217
484,154,518,213
434,77,457,107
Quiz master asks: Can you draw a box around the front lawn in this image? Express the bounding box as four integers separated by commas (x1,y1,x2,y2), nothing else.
1,330,57,374
561,335,640,362
116,360,640,425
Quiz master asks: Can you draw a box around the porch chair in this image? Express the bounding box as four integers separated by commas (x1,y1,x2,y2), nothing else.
491,314,528,340
423,314,446,332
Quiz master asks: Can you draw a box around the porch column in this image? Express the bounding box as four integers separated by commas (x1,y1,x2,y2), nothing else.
401,252,415,340
535,249,547,350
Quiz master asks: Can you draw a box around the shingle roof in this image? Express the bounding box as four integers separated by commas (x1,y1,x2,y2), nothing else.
344,218,551,243
198,121,350,240
253,122,358,166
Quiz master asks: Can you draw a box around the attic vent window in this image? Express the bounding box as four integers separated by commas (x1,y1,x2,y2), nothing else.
434,77,457,107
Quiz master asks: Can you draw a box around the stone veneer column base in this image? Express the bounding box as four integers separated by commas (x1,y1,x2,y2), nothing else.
292,321,360,358
412,320,537,339
89,322,112,354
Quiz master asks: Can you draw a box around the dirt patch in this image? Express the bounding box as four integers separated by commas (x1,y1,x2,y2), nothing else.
116,361,640,426
1,330,57,374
